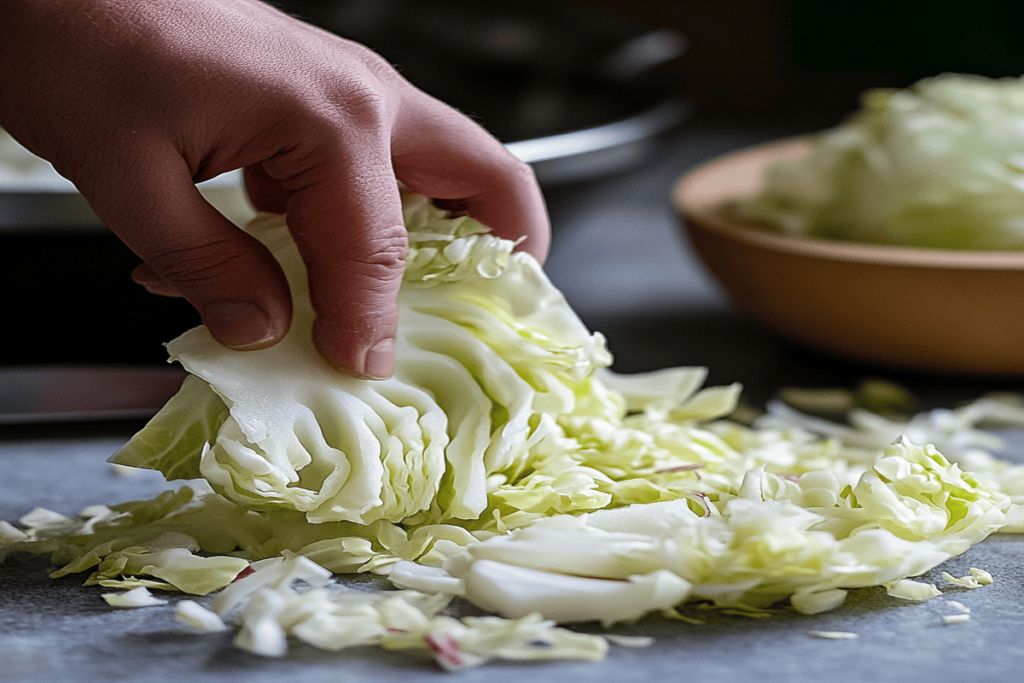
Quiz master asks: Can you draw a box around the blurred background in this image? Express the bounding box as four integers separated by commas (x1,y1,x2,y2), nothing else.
575,0,1024,117
4,0,1024,419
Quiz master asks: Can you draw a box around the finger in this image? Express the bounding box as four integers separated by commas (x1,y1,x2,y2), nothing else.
266,138,407,379
80,149,293,350
243,164,289,214
131,263,183,297
391,91,550,262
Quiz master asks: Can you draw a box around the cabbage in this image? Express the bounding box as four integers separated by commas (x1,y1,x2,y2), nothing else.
102,586,168,608
808,630,858,640
885,579,941,601
111,191,611,525
942,567,993,588
179,552,610,666
1,191,1019,665
755,393,1024,530
449,437,1008,618
740,73,1024,250
175,600,229,632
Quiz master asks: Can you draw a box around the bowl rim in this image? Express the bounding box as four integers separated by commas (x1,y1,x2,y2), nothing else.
672,136,1024,271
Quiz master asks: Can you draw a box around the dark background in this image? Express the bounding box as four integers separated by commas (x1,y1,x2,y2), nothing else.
573,0,1024,116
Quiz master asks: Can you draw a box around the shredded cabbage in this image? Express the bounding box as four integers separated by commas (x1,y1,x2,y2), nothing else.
809,630,858,640
942,568,993,589
448,436,1007,618
180,552,610,666
740,73,1024,250
102,586,168,608
885,578,942,601
2,191,1021,667
175,600,229,632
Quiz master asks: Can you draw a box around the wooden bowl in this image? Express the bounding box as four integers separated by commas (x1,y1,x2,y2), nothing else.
673,138,1024,376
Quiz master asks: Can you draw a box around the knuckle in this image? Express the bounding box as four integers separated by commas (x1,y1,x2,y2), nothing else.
259,86,392,188
347,224,409,279
324,46,401,132
309,225,408,321
268,72,391,139
335,80,389,132
291,60,394,134
325,223,408,296
146,238,256,289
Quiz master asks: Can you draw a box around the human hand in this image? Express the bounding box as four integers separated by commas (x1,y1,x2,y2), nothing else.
0,0,549,378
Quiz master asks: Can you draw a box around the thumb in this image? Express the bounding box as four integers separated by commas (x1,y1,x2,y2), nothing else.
81,155,292,350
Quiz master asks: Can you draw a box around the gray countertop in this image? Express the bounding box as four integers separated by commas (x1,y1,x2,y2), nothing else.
3,119,1024,682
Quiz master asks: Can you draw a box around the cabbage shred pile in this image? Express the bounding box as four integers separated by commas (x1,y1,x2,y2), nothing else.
740,73,1024,250
3,192,1024,665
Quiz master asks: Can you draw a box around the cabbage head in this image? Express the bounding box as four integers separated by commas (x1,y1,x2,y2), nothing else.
111,191,613,525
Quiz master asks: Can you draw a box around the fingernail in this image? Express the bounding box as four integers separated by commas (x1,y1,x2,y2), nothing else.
203,301,277,350
362,338,395,379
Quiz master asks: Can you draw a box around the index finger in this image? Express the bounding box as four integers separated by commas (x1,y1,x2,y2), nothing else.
390,90,550,262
